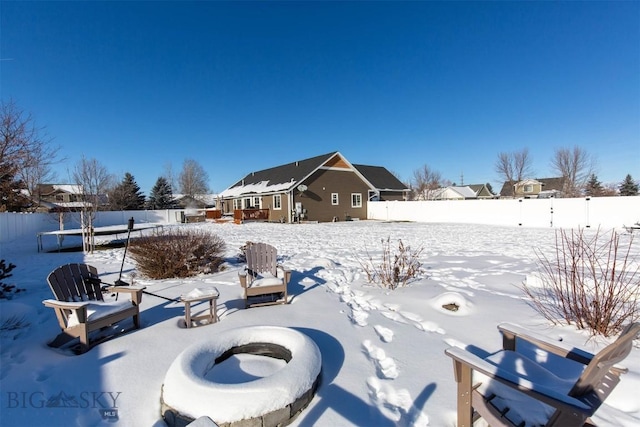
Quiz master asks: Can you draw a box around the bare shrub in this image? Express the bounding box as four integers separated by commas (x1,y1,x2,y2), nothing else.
523,228,640,337
358,237,423,290
129,228,226,279
1,315,30,335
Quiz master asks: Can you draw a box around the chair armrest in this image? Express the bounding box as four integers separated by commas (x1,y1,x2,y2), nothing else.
43,299,89,310
276,265,291,284
498,323,593,365
238,270,248,289
445,346,593,414
105,286,145,305
43,299,90,325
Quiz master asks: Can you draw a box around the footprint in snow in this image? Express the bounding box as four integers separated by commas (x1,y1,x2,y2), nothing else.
362,339,398,379
399,311,422,323
349,308,369,327
366,376,430,426
383,303,401,312
415,321,445,335
381,311,408,324
326,282,347,294
374,325,394,343
35,367,51,382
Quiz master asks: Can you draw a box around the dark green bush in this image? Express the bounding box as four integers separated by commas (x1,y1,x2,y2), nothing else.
129,228,226,279
0,260,24,299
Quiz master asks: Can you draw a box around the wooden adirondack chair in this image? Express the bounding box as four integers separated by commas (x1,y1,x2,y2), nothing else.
43,263,144,353
445,322,640,427
238,242,291,308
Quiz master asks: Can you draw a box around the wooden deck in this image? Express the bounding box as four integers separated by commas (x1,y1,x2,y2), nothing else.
234,209,270,223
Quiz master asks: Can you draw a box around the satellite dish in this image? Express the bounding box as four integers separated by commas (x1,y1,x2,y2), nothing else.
297,184,308,193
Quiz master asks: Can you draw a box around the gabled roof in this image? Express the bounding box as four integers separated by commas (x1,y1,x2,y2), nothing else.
221,151,405,198
467,183,494,197
220,152,341,198
353,165,408,191
537,177,565,192
450,186,478,198
499,180,516,197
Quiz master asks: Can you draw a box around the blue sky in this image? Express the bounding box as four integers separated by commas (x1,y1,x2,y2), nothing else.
1,1,638,195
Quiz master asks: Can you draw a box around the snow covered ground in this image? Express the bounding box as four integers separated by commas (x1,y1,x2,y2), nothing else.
1,220,639,427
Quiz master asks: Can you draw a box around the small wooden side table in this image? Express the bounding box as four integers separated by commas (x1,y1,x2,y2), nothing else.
180,287,220,328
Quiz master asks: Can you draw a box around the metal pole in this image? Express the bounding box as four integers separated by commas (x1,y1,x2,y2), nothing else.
116,217,135,286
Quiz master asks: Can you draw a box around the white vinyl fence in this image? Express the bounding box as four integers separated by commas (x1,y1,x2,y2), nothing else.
0,209,185,247
368,196,640,229
2,198,640,249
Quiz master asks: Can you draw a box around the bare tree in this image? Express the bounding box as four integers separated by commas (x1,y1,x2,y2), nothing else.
550,146,594,197
72,156,114,252
411,165,443,200
19,142,60,211
495,148,533,185
163,162,176,193
179,158,209,198
0,100,59,211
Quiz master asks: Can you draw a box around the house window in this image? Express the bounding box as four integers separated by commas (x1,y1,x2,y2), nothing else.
351,193,362,208
243,198,252,209
253,197,261,208
524,185,533,193
233,199,241,210
331,193,339,205
273,194,282,210
55,195,64,202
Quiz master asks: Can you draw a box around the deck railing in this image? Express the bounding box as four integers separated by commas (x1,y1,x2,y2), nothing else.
233,209,270,222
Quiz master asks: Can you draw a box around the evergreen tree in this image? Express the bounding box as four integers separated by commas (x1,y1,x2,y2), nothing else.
0,170,29,212
585,173,604,197
619,174,639,196
485,182,495,195
108,172,145,210
147,176,174,209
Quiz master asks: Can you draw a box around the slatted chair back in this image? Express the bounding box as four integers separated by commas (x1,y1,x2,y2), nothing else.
47,263,104,302
570,322,640,398
245,242,278,280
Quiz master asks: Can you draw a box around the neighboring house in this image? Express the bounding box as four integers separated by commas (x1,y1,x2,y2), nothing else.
219,151,409,223
431,184,495,201
32,184,92,212
432,186,478,200
499,177,565,199
173,194,217,209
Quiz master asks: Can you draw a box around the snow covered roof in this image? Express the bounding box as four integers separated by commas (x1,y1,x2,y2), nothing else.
450,186,478,199
35,184,84,196
219,152,340,198
432,186,478,200
53,184,83,194
219,151,405,198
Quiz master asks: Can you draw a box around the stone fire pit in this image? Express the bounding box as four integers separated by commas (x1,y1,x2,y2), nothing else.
161,326,322,427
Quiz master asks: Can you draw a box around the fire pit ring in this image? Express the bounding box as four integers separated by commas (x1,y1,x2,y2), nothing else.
161,326,321,427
